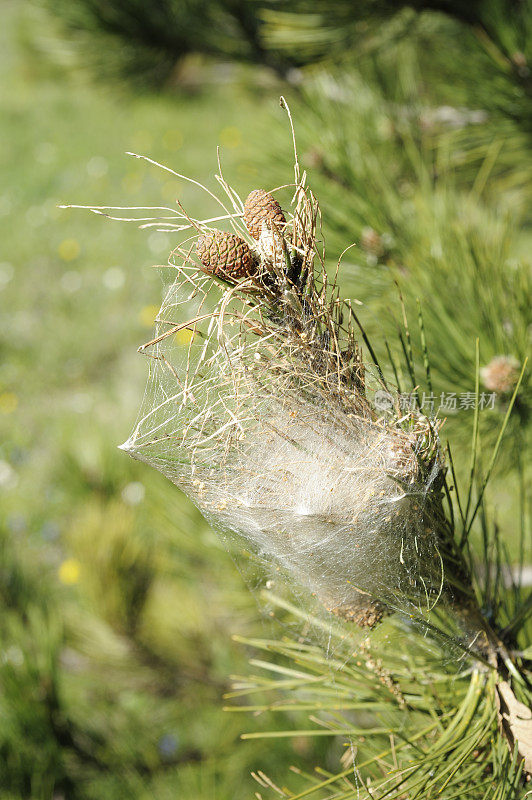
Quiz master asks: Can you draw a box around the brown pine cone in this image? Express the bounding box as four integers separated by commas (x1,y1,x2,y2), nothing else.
243,189,286,240
196,231,256,280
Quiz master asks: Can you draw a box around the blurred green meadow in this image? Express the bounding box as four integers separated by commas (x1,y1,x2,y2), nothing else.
0,0,530,797
0,3,328,797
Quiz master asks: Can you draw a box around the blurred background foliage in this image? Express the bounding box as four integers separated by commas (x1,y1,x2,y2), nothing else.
0,0,530,797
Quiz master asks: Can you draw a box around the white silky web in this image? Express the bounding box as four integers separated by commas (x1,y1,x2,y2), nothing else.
121,260,446,625
66,139,452,628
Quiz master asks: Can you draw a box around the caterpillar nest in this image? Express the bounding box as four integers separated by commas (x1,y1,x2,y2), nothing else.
93,145,470,633
65,105,480,631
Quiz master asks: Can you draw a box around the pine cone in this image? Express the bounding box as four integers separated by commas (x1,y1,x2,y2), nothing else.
243,189,286,240
196,231,256,280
